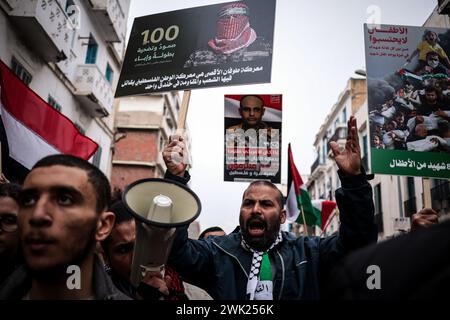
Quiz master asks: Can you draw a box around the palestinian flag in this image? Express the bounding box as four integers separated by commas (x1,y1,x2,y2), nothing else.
312,199,337,231
286,143,318,226
397,69,423,88
0,59,98,183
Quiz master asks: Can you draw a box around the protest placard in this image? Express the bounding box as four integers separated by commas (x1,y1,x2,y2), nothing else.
116,0,276,97
224,94,282,183
365,24,450,178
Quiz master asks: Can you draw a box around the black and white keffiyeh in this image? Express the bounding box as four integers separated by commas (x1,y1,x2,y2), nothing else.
241,232,282,300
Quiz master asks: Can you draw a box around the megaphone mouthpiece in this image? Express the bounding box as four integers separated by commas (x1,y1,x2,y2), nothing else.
123,178,202,287
147,194,173,223
153,194,172,207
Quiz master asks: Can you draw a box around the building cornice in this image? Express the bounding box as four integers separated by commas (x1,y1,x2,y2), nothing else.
313,87,351,146
116,124,161,130
94,117,114,137
112,160,157,167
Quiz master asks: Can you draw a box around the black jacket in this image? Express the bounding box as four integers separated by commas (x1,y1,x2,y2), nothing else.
0,256,131,300
167,170,377,300
328,218,450,299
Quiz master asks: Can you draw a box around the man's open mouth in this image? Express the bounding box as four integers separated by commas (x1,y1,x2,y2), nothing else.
247,219,266,237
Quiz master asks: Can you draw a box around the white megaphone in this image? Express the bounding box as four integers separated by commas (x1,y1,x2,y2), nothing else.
122,178,201,287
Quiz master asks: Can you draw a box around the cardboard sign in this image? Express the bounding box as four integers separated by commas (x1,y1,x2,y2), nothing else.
364,24,450,178
224,94,282,183
115,0,276,97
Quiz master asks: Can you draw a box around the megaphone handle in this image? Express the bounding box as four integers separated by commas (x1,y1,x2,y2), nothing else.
140,264,164,278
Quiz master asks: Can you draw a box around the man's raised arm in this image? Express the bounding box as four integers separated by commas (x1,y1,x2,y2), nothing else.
162,135,214,289
319,116,378,266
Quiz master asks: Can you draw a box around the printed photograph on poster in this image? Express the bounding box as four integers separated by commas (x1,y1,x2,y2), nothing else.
364,24,450,178
115,0,276,97
224,94,282,183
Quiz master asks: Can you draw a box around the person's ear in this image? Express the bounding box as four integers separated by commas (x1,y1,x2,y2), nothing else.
280,208,286,224
96,211,115,242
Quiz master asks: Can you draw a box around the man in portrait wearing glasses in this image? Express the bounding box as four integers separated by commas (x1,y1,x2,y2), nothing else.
0,183,21,285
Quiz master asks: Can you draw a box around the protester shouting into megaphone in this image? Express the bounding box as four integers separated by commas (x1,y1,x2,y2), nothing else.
164,116,378,300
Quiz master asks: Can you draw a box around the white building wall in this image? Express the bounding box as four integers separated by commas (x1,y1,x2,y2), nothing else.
118,95,166,114
0,0,131,177
307,83,353,236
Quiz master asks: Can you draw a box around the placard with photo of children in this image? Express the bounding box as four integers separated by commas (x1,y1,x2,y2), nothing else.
365,24,450,178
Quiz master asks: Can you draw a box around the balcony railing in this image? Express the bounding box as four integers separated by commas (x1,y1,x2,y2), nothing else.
310,156,327,182
89,0,125,42
310,156,320,174
6,0,72,62
74,64,113,117
327,126,347,151
110,41,126,63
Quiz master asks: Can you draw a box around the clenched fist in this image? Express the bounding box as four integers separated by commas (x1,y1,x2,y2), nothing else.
162,135,188,177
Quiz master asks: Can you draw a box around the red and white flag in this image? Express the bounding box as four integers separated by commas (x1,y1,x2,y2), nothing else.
0,60,98,172
312,199,337,231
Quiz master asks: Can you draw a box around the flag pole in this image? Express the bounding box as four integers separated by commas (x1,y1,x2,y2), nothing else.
300,205,309,237
177,90,191,129
175,90,191,168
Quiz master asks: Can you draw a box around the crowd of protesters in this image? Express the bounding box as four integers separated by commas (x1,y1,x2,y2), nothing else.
0,117,445,300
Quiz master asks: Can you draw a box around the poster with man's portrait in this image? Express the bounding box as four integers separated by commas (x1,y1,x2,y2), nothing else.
224,94,282,183
365,24,450,179
115,0,276,97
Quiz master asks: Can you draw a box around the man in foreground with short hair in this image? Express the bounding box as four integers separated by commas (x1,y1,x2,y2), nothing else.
0,154,130,300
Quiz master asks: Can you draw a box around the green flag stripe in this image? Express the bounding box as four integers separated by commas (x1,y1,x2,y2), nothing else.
296,190,321,227
259,252,272,281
